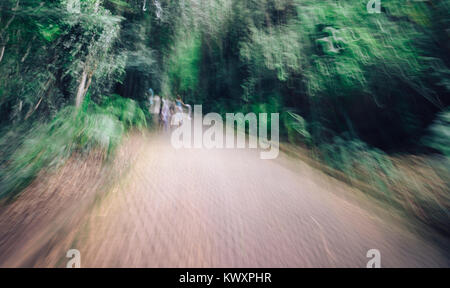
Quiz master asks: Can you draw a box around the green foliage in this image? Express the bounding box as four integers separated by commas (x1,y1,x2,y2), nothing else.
0,0,124,122
240,25,304,82
106,0,131,9
164,31,202,97
37,23,61,42
319,136,397,193
423,109,450,156
299,1,429,100
318,135,449,233
101,94,147,129
0,0,155,198
284,112,311,145
0,95,146,198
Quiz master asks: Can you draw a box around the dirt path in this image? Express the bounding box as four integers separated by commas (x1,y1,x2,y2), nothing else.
0,132,448,267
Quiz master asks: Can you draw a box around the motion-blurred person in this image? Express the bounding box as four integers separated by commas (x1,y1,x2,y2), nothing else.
175,95,185,113
159,98,170,132
148,88,154,107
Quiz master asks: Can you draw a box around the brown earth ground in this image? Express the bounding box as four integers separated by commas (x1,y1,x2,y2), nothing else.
0,131,448,267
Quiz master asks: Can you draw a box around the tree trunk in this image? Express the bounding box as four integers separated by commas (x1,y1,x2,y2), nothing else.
0,1,20,63
75,69,88,107
75,65,95,107
0,45,5,63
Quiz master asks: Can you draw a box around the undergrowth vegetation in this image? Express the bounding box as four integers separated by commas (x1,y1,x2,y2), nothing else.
0,95,146,199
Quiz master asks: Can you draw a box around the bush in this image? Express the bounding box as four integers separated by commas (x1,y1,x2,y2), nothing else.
283,111,312,145
318,135,449,235
423,109,450,157
100,94,147,130
319,136,397,197
0,95,147,199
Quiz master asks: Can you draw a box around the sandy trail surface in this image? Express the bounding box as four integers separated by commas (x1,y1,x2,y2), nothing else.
0,132,448,267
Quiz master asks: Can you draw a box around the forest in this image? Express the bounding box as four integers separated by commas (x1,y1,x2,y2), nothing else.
0,0,449,235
